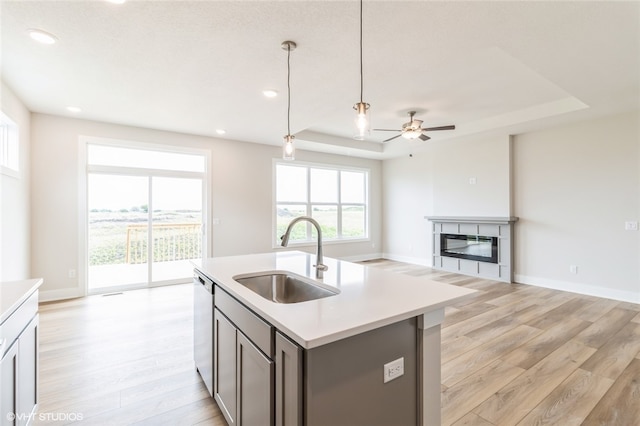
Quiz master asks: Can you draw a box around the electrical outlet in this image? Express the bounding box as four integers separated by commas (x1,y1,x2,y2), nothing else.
469,177,477,185
68,269,76,278
383,357,404,383
569,265,578,274
625,221,638,231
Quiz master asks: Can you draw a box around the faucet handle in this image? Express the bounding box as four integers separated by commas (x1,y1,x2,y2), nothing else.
314,264,329,271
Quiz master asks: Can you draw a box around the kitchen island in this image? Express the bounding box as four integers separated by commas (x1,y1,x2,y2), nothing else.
195,251,475,426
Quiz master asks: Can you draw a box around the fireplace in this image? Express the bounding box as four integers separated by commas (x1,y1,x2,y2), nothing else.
425,216,518,283
440,234,498,264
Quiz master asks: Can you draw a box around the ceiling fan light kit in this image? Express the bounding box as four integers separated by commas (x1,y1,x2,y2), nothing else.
374,111,455,143
281,40,297,160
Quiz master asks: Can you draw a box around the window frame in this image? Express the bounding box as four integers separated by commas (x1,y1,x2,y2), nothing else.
273,159,370,247
0,111,19,178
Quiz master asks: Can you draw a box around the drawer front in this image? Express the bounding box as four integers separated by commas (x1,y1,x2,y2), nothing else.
0,291,38,357
216,287,273,357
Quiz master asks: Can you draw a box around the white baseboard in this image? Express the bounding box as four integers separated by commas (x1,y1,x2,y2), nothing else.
339,252,384,262
382,253,431,267
515,274,640,304
39,287,84,303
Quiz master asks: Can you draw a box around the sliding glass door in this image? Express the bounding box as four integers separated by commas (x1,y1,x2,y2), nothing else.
85,142,207,293
88,174,150,289
151,177,203,282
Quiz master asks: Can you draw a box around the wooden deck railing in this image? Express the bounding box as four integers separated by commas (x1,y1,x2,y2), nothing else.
125,223,202,264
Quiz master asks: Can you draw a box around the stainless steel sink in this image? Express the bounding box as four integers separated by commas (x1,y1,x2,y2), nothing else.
233,272,339,304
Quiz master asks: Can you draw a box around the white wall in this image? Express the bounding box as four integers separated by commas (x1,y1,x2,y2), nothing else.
30,113,382,299
0,82,31,281
382,111,640,303
382,134,511,265
513,111,639,302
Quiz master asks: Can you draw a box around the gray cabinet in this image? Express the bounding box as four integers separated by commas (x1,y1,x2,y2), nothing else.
237,332,273,426
214,299,275,426
214,308,238,425
275,332,302,426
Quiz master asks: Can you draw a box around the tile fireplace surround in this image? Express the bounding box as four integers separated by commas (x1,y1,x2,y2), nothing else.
425,216,519,283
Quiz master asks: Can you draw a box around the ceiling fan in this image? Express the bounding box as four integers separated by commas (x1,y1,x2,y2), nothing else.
374,111,455,142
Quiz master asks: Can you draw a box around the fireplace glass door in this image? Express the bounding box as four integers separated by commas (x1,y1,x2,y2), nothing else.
440,234,498,263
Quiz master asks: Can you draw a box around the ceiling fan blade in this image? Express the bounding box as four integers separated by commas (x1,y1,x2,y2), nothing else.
422,125,456,132
383,134,402,143
419,134,431,141
373,129,402,132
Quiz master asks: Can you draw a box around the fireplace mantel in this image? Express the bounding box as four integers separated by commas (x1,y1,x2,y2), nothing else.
425,216,518,283
425,216,519,224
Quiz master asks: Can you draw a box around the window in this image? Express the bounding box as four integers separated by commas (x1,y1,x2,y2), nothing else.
275,161,368,244
0,111,19,177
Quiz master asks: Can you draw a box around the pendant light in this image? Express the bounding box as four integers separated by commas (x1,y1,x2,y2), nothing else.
282,41,297,160
353,0,369,140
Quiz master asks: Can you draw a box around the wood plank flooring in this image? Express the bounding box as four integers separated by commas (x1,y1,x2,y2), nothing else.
34,260,639,425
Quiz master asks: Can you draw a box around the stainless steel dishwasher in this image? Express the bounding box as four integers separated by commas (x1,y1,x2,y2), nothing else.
194,269,214,396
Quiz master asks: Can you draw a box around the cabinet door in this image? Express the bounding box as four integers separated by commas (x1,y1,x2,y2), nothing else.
237,332,274,426
214,309,237,425
1,341,18,426
17,315,38,426
275,332,302,426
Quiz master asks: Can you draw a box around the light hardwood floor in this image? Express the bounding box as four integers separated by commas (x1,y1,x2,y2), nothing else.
34,260,639,425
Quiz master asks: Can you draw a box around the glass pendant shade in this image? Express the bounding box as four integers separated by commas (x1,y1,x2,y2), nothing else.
283,134,295,160
353,101,370,140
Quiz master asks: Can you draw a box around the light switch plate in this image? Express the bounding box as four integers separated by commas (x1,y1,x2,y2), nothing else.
625,221,638,231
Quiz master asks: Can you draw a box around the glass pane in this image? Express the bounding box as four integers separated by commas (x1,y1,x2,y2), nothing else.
88,144,205,172
310,168,337,203
277,204,307,242
312,205,338,239
88,174,149,289
152,177,203,282
277,164,307,202
342,205,365,238
341,171,365,203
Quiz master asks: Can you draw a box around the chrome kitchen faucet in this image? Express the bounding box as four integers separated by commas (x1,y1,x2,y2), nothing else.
280,216,328,279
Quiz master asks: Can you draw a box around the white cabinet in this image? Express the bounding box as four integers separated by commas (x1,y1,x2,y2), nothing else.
1,339,19,426
1,287,39,426
17,316,38,426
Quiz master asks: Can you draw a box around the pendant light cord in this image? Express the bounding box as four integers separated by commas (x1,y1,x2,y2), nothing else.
359,0,364,103
287,44,291,136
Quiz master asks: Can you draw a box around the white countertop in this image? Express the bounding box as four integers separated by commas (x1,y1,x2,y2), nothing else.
0,278,43,324
195,251,476,349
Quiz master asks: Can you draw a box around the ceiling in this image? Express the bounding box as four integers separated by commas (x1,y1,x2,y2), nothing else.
1,0,638,160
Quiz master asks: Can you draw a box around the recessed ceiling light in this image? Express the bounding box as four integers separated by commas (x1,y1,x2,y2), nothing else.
215,129,226,135
28,29,58,45
262,89,278,98
66,106,82,113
